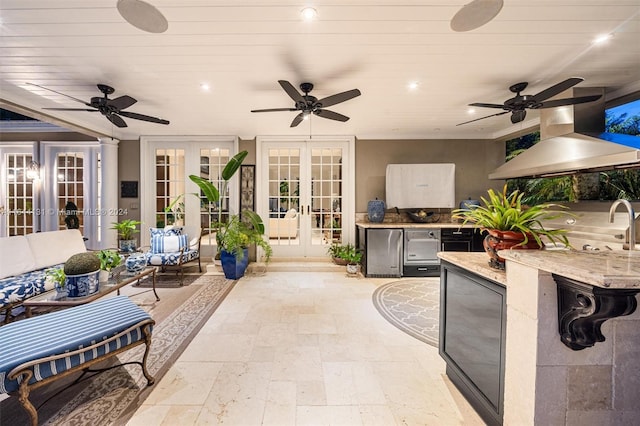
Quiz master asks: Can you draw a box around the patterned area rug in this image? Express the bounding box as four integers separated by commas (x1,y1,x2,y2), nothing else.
0,274,235,426
372,278,440,347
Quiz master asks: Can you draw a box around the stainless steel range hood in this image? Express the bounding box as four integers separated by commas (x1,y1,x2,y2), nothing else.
489,87,640,179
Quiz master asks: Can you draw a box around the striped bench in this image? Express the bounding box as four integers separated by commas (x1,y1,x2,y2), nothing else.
0,296,155,426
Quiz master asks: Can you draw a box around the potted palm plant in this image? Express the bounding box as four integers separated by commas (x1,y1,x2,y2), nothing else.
189,150,272,278
111,219,142,252
452,185,572,269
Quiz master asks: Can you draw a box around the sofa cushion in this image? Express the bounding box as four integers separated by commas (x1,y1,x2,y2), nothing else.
0,236,36,280
0,265,61,310
151,234,188,254
284,208,297,219
26,229,86,270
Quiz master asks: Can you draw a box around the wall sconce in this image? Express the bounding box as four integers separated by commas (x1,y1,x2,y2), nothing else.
26,161,40,180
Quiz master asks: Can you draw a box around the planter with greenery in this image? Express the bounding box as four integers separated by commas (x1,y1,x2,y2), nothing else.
452,185,572,269
45,267,66,294
97,249,123,281
111,219,142,252
188,150,272,278
327,243,362,274
63,252,102,296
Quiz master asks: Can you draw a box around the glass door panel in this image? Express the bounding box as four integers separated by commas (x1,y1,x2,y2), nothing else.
310,148,343,247
3,153,35,236
154,149,185,229
267,148,301,248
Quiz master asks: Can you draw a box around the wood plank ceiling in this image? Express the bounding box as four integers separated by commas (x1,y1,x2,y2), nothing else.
0,0,639,141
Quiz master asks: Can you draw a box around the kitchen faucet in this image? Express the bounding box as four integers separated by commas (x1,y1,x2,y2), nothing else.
608,199,636,250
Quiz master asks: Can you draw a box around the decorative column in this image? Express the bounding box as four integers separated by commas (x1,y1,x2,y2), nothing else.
98,137,119,249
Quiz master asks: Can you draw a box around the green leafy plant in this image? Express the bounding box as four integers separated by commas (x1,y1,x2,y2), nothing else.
215,214,272,262
46,267,66,288
97,249,122,271
328,243,362,265
188,150,271,261
111,219,142,240
452,184,572,248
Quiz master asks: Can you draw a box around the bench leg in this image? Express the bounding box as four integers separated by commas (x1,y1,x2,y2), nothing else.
15,370,38,426
141,323,155,385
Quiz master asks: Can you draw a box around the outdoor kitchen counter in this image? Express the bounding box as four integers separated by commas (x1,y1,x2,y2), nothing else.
498,249,640,289
437,251,506,285
355,221,472,229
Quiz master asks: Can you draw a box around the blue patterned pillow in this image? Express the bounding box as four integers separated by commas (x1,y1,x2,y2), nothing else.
151,234,188,254
150,227,183,237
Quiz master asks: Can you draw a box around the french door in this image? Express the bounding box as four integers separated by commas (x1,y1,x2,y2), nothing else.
257,136,355,258
0,143,37,237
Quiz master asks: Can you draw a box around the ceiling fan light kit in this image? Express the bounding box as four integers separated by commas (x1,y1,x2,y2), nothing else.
117,0,168,33
251,80,361,127
450,0,504,32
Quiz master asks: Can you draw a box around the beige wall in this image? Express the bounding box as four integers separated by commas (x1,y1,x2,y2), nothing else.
117,139,141,227
355,138,505,212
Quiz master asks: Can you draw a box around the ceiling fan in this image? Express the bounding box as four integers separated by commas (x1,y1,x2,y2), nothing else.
251,80,361,127
457,77,602,126
26,82,169,128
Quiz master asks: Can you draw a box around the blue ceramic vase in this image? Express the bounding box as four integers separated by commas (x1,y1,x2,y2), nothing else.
367,198,385,223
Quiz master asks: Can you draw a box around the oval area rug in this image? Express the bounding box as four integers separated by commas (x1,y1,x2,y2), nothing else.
372,279,440,347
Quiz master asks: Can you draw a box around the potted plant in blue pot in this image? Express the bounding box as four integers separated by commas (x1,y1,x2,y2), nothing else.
189,150,272,278
216,214,272,279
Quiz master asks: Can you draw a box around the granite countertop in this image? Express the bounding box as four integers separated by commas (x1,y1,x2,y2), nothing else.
438,252,507,285
356,222,473,229
499,249,640,289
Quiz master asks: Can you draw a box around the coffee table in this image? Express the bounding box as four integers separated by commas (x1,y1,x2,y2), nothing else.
23,267,158,317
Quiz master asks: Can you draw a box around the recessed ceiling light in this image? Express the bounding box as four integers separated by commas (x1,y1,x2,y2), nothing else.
200,83,211,92
593,33,612,44
407,81,419,91
467,108,476,115
301,7,317,21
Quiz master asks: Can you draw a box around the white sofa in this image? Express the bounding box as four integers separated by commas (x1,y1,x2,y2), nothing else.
268,209,298,239
0,229,87,321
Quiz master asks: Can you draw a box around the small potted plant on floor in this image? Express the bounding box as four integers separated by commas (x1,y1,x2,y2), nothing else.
328,243,362,274
97,249,122,282
111,219,142,252
342,244,363,276
452,184,572,269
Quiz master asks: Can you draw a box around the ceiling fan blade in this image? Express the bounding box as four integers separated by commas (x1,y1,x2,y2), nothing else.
456,111,509,126
108,95,137,110
251,108,298,113
278,80,305,104
536,95,602,109
469,102,509,110
118,111,170,125
290,112,305,127
531,77,584,102
314,109,349,122
511,110,527,123
106,113,127,128
317,89,361,108
26,82,91,106
43,107,98,112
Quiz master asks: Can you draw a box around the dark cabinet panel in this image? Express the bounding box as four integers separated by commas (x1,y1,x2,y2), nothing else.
439,260,506,426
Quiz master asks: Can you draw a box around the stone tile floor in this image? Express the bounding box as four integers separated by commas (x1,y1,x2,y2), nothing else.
128,271,485,425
